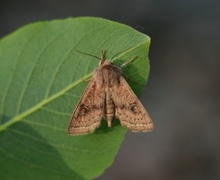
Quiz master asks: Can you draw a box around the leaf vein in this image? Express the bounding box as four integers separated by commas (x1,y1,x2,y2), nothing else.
0,146,76,178
23,119,66,131
16,30,71,115
0,36,32,123
46,24,106,98
9,128,107,153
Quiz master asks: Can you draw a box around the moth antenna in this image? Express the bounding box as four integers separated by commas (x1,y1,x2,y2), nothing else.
101,50,106,60
99,50,106,65
120,56,138,68
110,46,135,62
75,50,101,60
110,51,123,62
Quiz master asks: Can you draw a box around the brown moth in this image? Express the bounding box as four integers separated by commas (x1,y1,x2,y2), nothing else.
68,50,154,135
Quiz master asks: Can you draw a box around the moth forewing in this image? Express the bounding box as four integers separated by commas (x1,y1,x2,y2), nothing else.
112,76,153,132
68,50,153,135
68,69,105,135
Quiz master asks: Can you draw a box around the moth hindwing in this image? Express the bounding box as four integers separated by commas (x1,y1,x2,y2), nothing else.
68,50,153,135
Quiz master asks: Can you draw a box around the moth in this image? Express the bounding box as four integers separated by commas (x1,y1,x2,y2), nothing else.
68,50,154,135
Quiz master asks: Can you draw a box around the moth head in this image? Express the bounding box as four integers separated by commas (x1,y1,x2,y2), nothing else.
75,49,121,66
76,49,109,66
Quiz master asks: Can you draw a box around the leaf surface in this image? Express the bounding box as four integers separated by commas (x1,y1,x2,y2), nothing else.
0,17,150,179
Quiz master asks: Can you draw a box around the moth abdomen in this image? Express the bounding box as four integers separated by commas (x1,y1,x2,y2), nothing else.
105,91,115,127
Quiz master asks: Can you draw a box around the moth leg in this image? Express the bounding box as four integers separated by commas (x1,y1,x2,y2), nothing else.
120,57,145,87
81,76,92,82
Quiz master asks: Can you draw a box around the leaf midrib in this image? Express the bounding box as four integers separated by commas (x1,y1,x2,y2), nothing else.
0,73,92,132
0,41,147,132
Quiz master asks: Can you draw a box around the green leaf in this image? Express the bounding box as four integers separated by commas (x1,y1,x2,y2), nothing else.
0,17,150,179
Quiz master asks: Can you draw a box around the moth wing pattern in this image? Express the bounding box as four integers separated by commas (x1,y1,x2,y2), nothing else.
68,78,105,135
112,76,154,132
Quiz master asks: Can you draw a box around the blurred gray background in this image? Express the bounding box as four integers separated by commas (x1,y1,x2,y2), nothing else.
1,0,220,179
